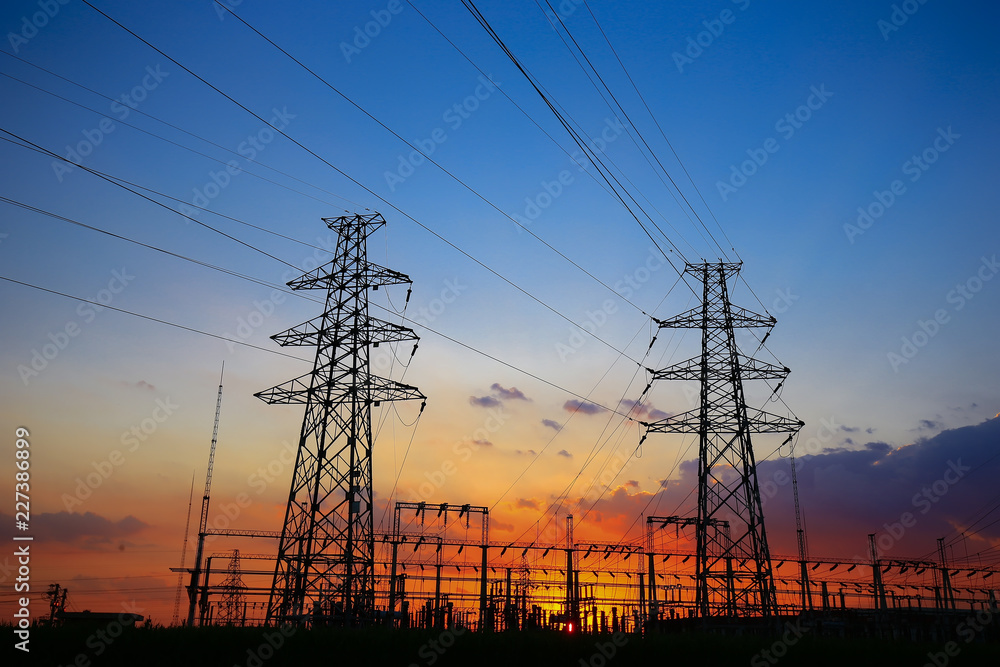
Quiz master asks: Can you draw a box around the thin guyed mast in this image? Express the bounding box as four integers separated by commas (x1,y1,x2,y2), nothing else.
186,363,225,627
172,472,196,625
790,448,811,610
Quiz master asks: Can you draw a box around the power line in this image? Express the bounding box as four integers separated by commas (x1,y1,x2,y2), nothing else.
74,0,644,364
458,0,694,286
0,46,363,210
0,274,310,361
580,0,740,260
0,69,355,213
0,129,301,270
0,195,643,423
538,0,726,260
212,0,657,319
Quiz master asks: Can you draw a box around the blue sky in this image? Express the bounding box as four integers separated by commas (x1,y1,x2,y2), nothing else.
1,0,998,621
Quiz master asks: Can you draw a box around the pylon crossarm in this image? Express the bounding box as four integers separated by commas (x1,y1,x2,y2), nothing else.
286,261,413,292
657,305,775,330
651,355,789,381
747,409,805,434
271,314,418,347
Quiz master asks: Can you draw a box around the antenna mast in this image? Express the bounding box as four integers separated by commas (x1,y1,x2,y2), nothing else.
186,363,225,627
172,472,196,625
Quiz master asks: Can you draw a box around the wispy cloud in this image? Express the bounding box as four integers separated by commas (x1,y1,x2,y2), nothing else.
491,383,530,401
542,419,562,432
469,395,501,408
564,399,604,415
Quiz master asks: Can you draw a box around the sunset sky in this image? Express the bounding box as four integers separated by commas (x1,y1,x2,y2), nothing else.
2,0,999,625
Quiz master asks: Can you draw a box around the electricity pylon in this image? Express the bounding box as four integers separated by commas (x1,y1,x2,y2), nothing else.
217,550,246,626
258,212,425,626
644,262,802,618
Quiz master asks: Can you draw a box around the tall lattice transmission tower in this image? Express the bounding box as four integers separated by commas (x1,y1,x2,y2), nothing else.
644,262,802,618
258,212,425,626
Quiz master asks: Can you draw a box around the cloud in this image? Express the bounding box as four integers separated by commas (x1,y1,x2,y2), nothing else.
515,498,540,510
557,449,572,458
6,511,150,546
575,416,1000,553
619,399,670,421
469,395,501,408
470,383,531,408
472,438,493,448
840,425,860,433
625,480,639,489
542,419,562,432
120,380,156,391
515,449,538,457
918,419,940,430
564,399,605,415
757,416,1000,558
490,383,530,401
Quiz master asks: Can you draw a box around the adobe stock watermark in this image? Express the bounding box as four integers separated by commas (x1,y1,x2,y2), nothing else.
672,0,751,74
513,117,625,231
6,0,71,53
856,458,970,559
716,84,833,202
17,267,135,385
51,65,169,182
887,254,996,372
339,0,405,63
844,126,959,243
222,287,287,353
407,405,507,501
555,247,663,361
406,277,467,330
384,75,500,192
878,0,932,41
922,606,994,667
541,0,587,23
407,626,467,667
733,285,798,352
758,418,841,509
179,107,295,220
369,277,466,376
61,397,180,510
221,232,348,351
750,618,810,666
235,623,297,667
578,631,628,666
204,439,298,542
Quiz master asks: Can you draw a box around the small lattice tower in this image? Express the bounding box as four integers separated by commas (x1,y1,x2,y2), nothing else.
218,550,246,626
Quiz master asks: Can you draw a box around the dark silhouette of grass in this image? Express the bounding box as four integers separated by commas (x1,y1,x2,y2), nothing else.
9,624,1000,666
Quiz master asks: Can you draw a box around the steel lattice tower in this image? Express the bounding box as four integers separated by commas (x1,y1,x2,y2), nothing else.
258,212,425,626
217,550,246,626
644,262,802,618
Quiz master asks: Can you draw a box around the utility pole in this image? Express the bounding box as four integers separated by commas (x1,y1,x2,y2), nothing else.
259,213,425,627
187,364,225,627
938,537,956,610
643,262,802,618
870,533,887,611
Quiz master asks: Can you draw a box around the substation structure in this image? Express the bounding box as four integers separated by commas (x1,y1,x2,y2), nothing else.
190,506,1000,634
182,215,999,639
